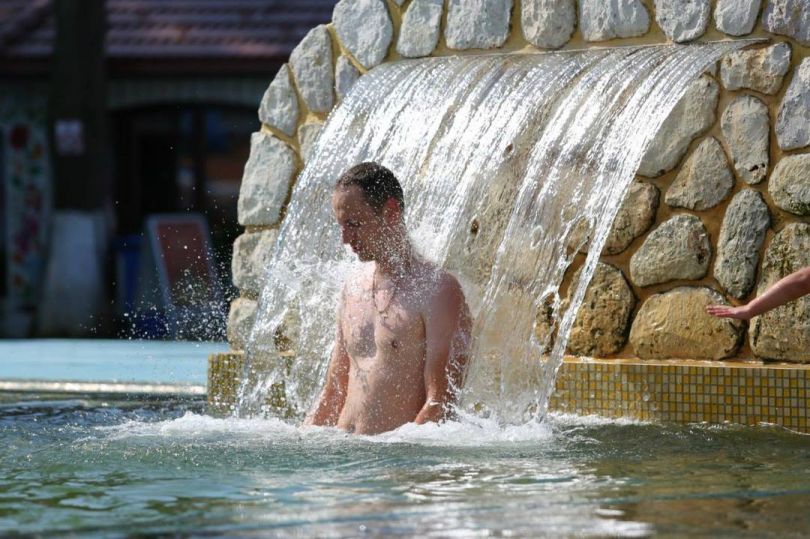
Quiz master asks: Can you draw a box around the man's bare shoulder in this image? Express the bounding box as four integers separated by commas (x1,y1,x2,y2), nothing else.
343,263,374,297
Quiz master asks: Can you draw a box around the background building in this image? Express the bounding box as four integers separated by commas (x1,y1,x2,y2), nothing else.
0,0,335,338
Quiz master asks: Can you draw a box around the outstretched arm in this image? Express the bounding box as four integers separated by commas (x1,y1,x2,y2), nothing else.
706,267,810,320
304,299,350,427
415,275,471,424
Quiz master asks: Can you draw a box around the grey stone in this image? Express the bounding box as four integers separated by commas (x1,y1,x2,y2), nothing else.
638,75,719,178
333,0,393,69
289,25,334,114
522,0,576,49
567,262,637,357
776,58,810,151
578,0,650,41
654,0,711,42
335,55,361,101
397,0,443,58
762,0,810,47
665,137,734,211
232,229,279,295
721,95,770,185
297,122,323,163
602,182,660,255
227,298,258,351
629,287,744,359
713,189,771,298
445,0,512,50
749,223,810,361
238,132,297,226
720,42,792,95
715,0,762,35
630,214,711,287
768,154,810,215
258,65,299,137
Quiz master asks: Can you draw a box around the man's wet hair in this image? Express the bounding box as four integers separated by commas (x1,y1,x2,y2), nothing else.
335,162,405,214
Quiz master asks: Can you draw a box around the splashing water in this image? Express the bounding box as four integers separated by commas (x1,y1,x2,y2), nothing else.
236,43,749,423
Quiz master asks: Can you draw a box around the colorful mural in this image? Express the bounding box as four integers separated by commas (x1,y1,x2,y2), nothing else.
1,97,51,312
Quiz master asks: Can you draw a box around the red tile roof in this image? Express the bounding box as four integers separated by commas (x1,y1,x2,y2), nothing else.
0,0,337,60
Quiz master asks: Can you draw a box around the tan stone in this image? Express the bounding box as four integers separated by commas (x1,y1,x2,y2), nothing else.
567,262,636,357
629,214,711,287
629,287,744,359
749,223,810,361
227,298,257,351
232,230,279,296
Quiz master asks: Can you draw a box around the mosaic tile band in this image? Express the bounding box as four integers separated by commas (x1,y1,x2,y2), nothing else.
208,354,810,433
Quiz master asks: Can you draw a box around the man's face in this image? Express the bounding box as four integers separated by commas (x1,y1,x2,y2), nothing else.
332,185,388,262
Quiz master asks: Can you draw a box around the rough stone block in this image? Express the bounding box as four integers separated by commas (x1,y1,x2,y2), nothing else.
762,0,809,47
258,65,299,136
654,0,711,42
714,189,771,298
238,132,297,226
750,223,810,361
721,94,770,185
290,25,334,114
567,262,636,357
638,75,719,178
630,214,711,287
445,0,512,50
720,42,792,95
776,58,810,151
768,154,810,215
578,0,650,41
577,182,659,255
232,229,279,296
227,298,258,351
335,55,361,101
334,0,393,69
715,0,762,36
665,137,734,211
605,182,660,255
522,0,576,49
629,287,744,359
297,122,324,164
397,0,443,58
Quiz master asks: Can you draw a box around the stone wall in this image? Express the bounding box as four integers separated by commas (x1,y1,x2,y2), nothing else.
230,0,810,362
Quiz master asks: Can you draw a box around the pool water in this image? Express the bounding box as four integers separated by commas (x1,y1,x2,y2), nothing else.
3,393,810,537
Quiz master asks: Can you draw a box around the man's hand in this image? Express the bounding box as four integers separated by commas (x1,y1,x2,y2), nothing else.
414,400,447,424
705,304,752,320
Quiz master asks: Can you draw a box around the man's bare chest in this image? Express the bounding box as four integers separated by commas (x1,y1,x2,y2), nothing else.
341,286,426,361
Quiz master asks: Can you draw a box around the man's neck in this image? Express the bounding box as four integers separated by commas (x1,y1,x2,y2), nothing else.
375,237,414,280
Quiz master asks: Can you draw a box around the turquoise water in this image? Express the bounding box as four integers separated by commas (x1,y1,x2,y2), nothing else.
3,340,810,536
3,393,810,537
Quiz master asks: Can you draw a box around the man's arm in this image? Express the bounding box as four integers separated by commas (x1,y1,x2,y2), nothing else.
415,275,471,424
304,303,350,427
706,266,810,320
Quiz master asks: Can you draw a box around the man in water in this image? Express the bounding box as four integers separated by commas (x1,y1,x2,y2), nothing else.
304,162,472,435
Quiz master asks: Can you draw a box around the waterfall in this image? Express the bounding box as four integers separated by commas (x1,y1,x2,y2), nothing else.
236,42,748,423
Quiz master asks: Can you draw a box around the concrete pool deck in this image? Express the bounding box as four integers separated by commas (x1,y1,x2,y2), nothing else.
0,339,227,396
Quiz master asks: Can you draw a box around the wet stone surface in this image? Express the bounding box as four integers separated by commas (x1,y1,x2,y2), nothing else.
630,286,744,359
630,214,711,287
665,137,734,211
721,94,770,185
638,75,719,178
713,189,771,299
750,223,810,361
567,262,636,357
